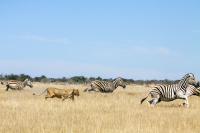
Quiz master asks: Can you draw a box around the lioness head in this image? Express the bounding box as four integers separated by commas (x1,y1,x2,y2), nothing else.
74,89,79,96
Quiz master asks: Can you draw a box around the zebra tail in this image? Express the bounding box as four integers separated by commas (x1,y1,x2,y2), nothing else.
141,92,151,104
83,84,91,92
1,82,6,85
33,88,48,96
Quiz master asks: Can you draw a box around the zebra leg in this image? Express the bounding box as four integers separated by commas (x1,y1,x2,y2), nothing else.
5,85,9,91
88,88,99,92
151,99,159,107
186,97,189,107
147,93,160,107
180,101,186,106
147,100,153,106
184,97,189,107
150,95,161,107
178,95,189,107
83,84,91,92
180,91,192,107
147,99,160,107
88,88,94,92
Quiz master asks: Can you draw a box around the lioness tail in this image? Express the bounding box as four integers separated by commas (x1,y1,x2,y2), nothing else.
33,88,48,96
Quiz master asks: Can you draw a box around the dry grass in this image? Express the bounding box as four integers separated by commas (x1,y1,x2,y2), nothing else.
0,82,200,133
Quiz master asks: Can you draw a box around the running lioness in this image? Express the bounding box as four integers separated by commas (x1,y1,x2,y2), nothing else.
33,88,79,101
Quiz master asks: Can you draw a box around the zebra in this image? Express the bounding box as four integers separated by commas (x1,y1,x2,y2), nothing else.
83,77,126,93
1,78,33,91
179,85,200,107
141,73,199,107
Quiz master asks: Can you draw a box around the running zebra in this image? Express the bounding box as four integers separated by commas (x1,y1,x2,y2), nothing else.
141,73,199,107
84,77,126,93
1,78,33,91
179,85,200,107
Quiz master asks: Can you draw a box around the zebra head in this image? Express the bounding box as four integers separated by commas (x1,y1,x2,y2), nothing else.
113,77,126,89
24,78,33,88
185,73,199,87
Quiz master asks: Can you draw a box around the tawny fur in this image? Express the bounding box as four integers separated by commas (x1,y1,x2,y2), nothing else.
33,88,79,101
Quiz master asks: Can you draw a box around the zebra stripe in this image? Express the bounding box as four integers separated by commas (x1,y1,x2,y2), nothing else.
141,73,199,107
1,78,33,91
179,85,200,106
84,77,126,92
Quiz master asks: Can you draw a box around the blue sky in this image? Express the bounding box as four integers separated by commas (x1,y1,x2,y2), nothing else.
0,0,200,80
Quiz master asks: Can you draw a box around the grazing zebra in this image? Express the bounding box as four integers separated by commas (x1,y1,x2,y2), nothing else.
83,77,126,93
179,85,200,107
141,73,199,107
1,78,33,91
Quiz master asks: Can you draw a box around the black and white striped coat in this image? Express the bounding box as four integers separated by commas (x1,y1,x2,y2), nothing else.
84,77,126,93
1,78,33,91
179,85,200,106
141,73,199,107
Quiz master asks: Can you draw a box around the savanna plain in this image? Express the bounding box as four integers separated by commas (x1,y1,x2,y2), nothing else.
0,82,200,133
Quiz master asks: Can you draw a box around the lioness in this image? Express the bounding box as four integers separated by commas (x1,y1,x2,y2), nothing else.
33,88,79,101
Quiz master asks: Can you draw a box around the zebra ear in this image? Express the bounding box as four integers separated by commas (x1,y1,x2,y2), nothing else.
189,73,194,77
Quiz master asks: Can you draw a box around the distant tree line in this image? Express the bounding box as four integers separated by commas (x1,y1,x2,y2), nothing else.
0,73,180,85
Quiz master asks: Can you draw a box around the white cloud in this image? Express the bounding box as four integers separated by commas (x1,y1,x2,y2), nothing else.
20,35,70,44
0,60,185,80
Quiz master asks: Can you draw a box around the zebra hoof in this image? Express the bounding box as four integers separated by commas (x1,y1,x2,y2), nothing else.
179,103,185,106
147,101,150,106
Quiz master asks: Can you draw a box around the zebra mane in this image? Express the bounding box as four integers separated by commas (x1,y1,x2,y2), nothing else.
112,77,122,82
23,78,29,82
112,77,123,89
178,73,194,89
188,73,194,77
181,73,193,81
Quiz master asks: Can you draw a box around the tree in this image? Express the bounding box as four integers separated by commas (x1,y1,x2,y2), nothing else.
19,74,32,81
96,76,102,81
34,77,41,82
61,77,68,82
71,76,87,83
89,77,95,81
6,74,19,80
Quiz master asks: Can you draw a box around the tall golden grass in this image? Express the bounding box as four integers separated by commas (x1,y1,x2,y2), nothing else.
0,82,200,133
